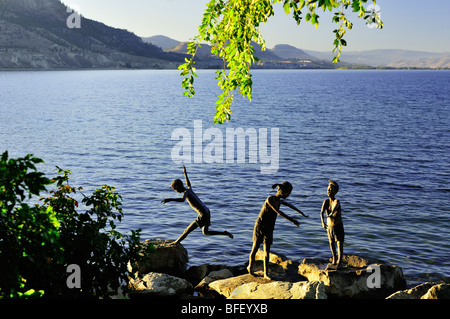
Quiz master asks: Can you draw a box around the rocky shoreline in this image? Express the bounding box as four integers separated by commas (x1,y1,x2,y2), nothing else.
126,239,449,299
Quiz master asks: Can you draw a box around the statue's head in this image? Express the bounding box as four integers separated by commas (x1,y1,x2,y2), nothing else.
170,179,185,192
327,179,339,196
273,181,293,199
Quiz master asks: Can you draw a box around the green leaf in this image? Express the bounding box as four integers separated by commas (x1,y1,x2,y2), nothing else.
177,0,383,123
283,2,291,15
306,12,311,22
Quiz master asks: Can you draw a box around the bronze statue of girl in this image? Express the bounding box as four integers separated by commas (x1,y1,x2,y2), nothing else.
248,181,308,279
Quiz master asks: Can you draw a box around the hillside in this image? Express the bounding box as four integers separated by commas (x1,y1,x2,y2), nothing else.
2,0,446,71
271,44,318,61
305,49,450,69
0,0,183,69
142,35,181,50
162,37,336,69
147,35,450,69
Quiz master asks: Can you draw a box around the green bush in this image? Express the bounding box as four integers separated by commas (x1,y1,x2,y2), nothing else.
0,151,142,299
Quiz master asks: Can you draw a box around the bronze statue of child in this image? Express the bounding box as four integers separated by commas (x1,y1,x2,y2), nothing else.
320,179,345,268
161,165,233,244
248,181,308,279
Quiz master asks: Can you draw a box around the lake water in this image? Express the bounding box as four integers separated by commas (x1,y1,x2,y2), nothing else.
1,69,449,287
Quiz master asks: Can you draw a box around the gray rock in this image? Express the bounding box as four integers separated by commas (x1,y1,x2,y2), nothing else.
184,264,246,286
131,238,188,277
388,282,450,299
129,272,193,298
252,249,306,282
209,274,272,298
196,269,234,291
386,282,436,299
229,280,327,299
421,283,450,299
298,255,406,298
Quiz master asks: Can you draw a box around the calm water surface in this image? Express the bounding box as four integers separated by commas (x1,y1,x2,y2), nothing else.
1,69,449,286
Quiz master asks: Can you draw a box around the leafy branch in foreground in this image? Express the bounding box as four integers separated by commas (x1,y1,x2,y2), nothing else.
1,151,142,299
179,0,383,124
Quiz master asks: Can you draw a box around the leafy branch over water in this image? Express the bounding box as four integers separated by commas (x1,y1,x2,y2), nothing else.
179,0,382,124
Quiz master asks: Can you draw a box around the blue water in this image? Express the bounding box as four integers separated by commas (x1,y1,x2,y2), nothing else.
1,69,449,286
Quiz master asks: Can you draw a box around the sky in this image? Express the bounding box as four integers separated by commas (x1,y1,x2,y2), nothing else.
60,0,450,53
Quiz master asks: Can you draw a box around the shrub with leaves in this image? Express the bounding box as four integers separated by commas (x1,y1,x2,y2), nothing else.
0,152,56,298
0,152,142,299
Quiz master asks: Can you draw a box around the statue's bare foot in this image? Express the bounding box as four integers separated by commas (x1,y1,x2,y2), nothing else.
247,266,255,276
263,273,271,280
326,263,336,270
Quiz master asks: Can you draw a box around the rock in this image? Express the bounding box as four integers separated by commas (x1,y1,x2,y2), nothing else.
386,282,436,299
252,249,306,282
421,283,450,299
131,239,189,277
184,264,211,286
298,255,406,299
184,264,246,286
196,269,234,291
255,249,291,267
129,272,193,298
209,274,272,298
229,280,327,299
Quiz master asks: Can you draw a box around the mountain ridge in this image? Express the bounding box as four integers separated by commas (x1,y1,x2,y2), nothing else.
0,0,184,69
144,36,337,69
1,1,448,70
145,35,450,69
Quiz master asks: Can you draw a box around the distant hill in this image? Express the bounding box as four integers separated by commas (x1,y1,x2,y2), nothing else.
2,0,446,70
0,0,183,69
271,44,318,61
161,39,335,69
167,42,218,59
305,49,450,68
142,35,181,50
145,35,450,69
163,39,312,62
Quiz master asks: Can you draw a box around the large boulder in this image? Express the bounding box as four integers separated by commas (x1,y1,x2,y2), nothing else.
131,239,189,277
252,249,306,282
298,255,406,298
129,272,193,298
209,274,272,298
195,269,234,292
386,282,436,299
229,280,327,299
208,250,311,299
183,264,212,287
387,282,450,299
183,264,246,287
421,283,450,299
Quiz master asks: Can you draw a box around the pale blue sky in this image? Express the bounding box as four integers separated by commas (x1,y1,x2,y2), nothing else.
61,0,450,52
